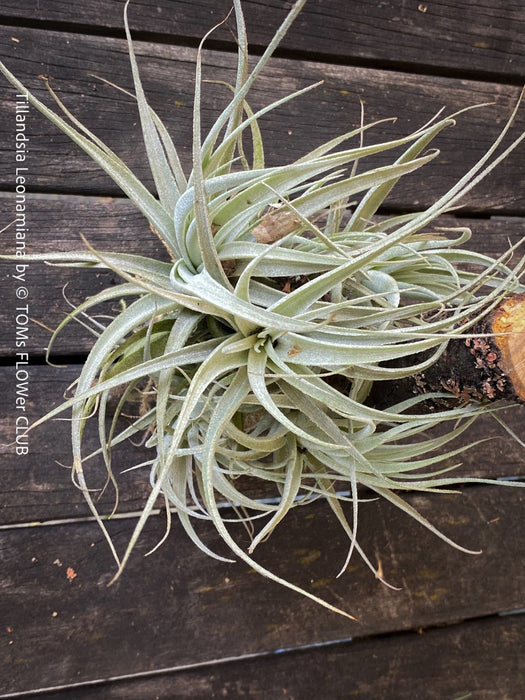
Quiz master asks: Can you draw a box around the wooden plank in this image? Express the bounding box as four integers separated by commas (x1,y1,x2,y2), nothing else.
1,360,524,525
30,613,525,699
1,198,524,524
0,364,155,525
0,191,524,357
0,27,523,211
0,195,160,356
0,1,524,82
1,485,524,695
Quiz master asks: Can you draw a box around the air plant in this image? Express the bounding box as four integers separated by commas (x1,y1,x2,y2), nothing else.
1,0,524,619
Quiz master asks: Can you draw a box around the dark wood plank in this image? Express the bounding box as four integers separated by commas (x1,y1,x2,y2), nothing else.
34,613,525,699
1,359,524,525
0,1,523,82
0,364,155,525
0,191,524,357
0,195,162,356
1,485,524,695
0,27,523,211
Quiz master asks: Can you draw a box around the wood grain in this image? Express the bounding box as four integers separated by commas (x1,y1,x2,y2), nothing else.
1,0,524,81
1,485,524,695
0,192,524,356
32,614,525,699
1,360,524,525
0,364,155,525
493,292,525,401
0,26,523,212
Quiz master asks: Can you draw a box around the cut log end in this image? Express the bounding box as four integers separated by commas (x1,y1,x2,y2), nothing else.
492,292,525,402
366,292,525,410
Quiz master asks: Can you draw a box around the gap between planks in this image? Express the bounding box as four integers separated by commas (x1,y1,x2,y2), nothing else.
1,610,524,700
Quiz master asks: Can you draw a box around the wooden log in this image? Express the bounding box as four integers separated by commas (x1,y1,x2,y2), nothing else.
1,0,524,81
33,614,525,699
370,292,525,408
493,292,525,401
0,26,523,211
1,485,524,695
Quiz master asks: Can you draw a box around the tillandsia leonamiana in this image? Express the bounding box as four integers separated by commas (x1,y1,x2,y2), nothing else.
1,0,525,619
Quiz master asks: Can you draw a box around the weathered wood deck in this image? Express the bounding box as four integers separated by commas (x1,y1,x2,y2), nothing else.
0,1,524,697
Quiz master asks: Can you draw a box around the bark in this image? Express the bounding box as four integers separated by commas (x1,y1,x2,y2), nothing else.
368,293,525,410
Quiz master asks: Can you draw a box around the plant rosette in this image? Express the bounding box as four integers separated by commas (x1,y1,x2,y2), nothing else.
1,0,524,619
